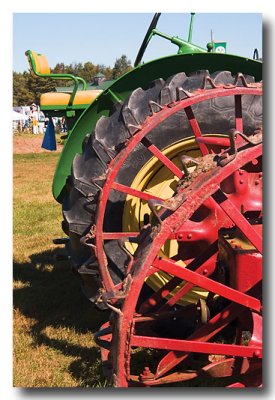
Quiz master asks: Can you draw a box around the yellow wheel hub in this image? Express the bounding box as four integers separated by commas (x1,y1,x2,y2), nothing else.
122,136,211,305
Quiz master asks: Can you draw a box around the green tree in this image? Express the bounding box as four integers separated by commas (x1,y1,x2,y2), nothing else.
26,73,56,105
13,72,33,106
112,54,132,79
82,61,97,83
102,66,113,80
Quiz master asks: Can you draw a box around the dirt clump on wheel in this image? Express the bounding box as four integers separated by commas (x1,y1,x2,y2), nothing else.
13,135,62,154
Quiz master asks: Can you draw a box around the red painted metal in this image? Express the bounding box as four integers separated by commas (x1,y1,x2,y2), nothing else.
90,83,262,387
131,335,262,358
102,232,140,240
154,302,250,379
235,95,243,133
219,229,262,293
157,253,217,312
227,382,246,388
184,105,209,155
139,241,218,313
141,137,184,178
112,181,164,202
153,258,261,311
212,190,262,254
196,136,231,147
111,141,261,384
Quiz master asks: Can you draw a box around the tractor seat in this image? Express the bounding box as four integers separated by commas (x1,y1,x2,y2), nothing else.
25,50,102,109
40,90,103,107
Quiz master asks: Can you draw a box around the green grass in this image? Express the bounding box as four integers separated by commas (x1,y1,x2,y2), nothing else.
13,152,109,387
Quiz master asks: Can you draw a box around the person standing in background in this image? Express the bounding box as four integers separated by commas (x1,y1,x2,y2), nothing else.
30,103,39,134
38,110,45,134
61,116,67,133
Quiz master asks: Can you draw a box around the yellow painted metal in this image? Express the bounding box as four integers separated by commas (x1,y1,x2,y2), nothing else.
122,136,209,305
28,51,51,75
40,90,102,107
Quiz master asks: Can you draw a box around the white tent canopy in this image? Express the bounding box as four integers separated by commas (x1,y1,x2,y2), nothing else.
12,110,28,121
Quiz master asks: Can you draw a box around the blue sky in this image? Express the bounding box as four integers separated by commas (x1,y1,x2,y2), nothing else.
13,13,262,73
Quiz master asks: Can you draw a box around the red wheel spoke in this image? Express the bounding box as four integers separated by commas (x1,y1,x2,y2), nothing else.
131,335,261,358
102,232,140,240
101,231,174,241
153,258,261,312
141,137,183,179
135,370,198,386
196,136,230,147
112,181,164,202
149,241,218,313
184,106,208,155
227,382,246,388
235,95,243,132
158,252,217,312
139,243,216,314
138,276,182,314
139,236,219,315
155,302,246,378
212,189,262,254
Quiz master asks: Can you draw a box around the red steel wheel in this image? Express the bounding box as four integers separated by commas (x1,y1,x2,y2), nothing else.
69,72,262,386
108,135,262,387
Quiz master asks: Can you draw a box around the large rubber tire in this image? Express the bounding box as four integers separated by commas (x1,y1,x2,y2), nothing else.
62,70,262,303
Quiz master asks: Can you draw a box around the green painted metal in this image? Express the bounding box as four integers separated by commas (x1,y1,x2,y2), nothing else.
151,29,207,54
188,13,196,43
56,79,115,93
53,52,262,203
42,108,83,135
145,14,207,56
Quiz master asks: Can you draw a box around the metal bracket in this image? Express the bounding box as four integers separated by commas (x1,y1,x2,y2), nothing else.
180,155,199,176
90,174,106,193
126,123,142,136
80,226,97,250
218,128,262,167
149,100,163,113
202,75,219,90
176,87,194,101
218,129,238,166
148,198,174,224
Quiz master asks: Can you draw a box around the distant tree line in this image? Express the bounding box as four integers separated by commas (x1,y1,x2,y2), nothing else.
13,54,132,106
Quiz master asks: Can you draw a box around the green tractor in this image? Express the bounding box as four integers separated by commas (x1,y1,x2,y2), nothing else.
26,13,262,387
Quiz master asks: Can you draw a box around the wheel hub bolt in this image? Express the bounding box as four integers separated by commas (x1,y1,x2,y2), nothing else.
140,366,155,381
253,350,261,358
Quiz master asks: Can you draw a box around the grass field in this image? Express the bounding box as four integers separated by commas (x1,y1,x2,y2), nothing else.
13,152,109,387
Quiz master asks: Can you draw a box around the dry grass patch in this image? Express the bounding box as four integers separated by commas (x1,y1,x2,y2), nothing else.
13,151,109,387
